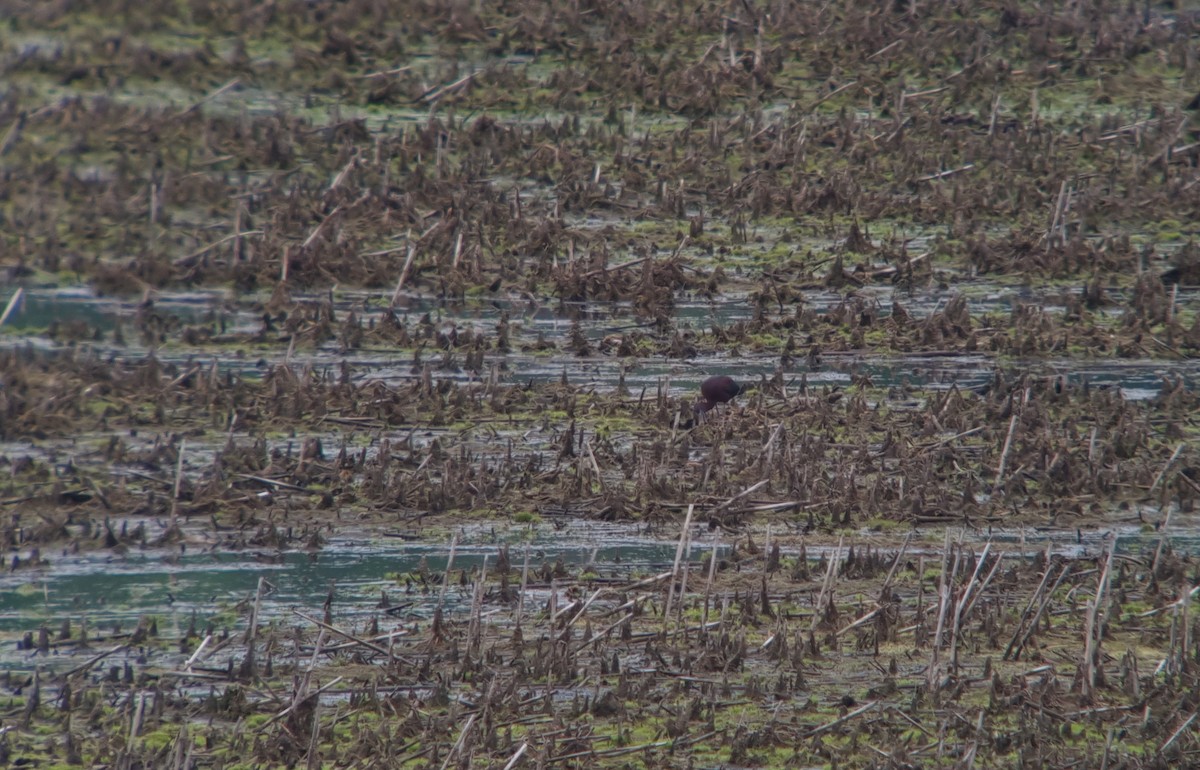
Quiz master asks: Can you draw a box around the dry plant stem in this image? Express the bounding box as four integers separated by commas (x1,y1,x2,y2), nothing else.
664,504,694,621
256,675,343,732
1160,711,1197,753
437,534,458,613
915,163,975,182
1148,442,1185,499
128,691,146,741
516,545,530,622
703,539,719,626
62,643,129,679
182,635,211,671
502,743,528,770
169,438,185,530
0,287,23,328
957,550,1005,633
1180,583,1192,675
177,78,240,117
837,607,881,637
292,611,394,659
304,697,321,770
802,700,878,738
585,440,605,492
992,388,1029,496
390,243,418,307
466,557,487,653
175,230,263,266
299,192,369,253
712,479,769,514
0,113,24,156
1083,541,1117,697
1152,501,1176,578
881,532,912,593
328,155,357,192
810,535,842,634
245,577,266,645
949,543,992,668
439,713,477,770
1005,562,1071,661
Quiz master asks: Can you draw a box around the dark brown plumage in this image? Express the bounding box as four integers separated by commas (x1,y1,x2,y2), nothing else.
695,375,742,418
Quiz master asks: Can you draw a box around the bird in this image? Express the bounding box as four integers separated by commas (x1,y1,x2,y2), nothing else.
694,375,742,421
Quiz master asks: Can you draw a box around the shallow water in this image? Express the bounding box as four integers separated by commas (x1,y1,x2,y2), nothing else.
4,285,1196,401
2,283,1196,675
2,511,1193,675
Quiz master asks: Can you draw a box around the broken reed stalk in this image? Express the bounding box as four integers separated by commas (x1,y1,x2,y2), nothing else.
171,723,190,770
436,533,459,614
676,529,693,633
182,635,211,671
244,576,266,644
390,243,418,308
1083,539,1117,698
992,388,1029,496
712,479,769,515
927,533,958,689
809,535,842,635
1180,583,1192,675
881,532,912,595
439,713,477,770
585,440,605,492
59,642,128,678
466,557,487,654
502,743,528,770
762,422,784,471
703,539,719,627
1149,442,1185,500
304,697,322,770
1161,711,1197,754
0,287,24,327
516,545,530,621
177,77,240,117
256,675,344,732
176,230,265,266
664,504,694,621
1045,180,1069,250
801,700,878,738
1005,561,1071,661
957,549,1005,634
948,543,991,669
169,438,185,530
292,611,396,660
128,691,146,741
1003,544,1054,659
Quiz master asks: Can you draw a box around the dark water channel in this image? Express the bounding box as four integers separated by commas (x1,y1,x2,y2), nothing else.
5,285,1198,400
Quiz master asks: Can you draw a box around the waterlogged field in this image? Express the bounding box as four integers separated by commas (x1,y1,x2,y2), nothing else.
1,1,1200,768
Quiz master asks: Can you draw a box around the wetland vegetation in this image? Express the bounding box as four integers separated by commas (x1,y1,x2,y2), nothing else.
1,0,1200,767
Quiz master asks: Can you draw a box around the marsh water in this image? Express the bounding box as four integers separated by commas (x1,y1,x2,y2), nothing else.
7,284,1199,398
1,284,1196,673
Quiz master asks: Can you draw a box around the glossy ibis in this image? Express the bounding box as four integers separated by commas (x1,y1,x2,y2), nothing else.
694,375,742,420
